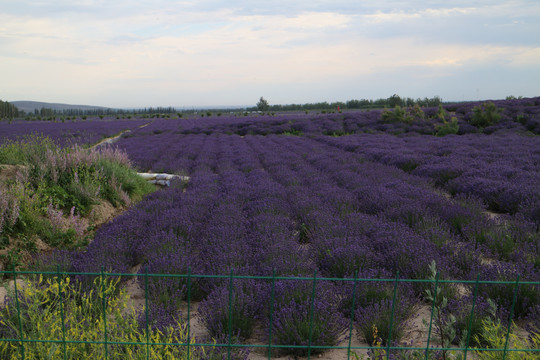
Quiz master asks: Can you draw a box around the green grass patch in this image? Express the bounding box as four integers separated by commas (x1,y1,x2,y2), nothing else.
0,135,155,269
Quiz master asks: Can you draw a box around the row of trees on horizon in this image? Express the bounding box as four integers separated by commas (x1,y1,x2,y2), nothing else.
251,94,443,112
0,94,523,119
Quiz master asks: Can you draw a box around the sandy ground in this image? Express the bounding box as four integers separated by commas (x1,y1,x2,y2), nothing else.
121,269,441,360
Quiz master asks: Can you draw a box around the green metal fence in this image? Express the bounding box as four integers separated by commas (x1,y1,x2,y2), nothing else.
1,268,538,359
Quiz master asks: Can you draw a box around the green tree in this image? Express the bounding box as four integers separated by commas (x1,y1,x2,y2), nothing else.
0,100,20,118
256,96,269,112
387,94,403,108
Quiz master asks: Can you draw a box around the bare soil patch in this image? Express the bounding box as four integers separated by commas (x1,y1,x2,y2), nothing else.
0,164,26,191
88,201,125,229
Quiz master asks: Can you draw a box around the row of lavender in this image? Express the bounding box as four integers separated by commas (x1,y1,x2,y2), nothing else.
317,133,540,226
0,118,149,147
47,132,538,354
118,127,539,231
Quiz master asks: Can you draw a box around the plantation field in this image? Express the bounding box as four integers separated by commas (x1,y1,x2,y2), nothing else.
1,97,539,359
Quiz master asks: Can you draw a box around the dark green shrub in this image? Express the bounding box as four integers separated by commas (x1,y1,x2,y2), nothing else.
381,106,404,123
43,227,78,247
409,104,425,120
516,114,527,125
435,117,459,136
37,184,88,214
435,104,447,121
381,105,417,124
469,102,501,128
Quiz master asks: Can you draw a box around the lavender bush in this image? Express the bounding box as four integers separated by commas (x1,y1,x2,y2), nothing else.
198,279,267,340
355,296,414,348
265,279,347,356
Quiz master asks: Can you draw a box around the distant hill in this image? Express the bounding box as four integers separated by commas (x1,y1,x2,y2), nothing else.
11,101,111,113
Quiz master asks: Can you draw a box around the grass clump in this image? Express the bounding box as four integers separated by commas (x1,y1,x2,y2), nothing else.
473,318,539,360
0,135,154,268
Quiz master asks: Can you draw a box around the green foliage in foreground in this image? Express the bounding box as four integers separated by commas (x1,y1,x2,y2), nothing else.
352,262,539,360
0,135,155,268
473,318,540,359
355,317,539,359
0,275,236,359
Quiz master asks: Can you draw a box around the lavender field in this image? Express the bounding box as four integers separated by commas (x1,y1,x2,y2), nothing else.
0,117,149,147
2,97,540,358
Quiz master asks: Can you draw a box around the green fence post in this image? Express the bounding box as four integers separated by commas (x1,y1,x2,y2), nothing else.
267,269,276,360
187,267,192,360
307,270,318,360
57,265,67,360
424,271,440,360
12,267,25,359
502,275,520,360
386,271,400,360
227,269,234,360
101,267,109,359
347,270,359,360
144,267,150,360
463,274,480,360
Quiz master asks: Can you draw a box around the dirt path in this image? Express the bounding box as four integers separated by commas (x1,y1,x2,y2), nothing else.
90,129,132,149
90,121,152,149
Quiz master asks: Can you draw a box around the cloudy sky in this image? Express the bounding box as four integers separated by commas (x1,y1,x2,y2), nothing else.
1,1,539,108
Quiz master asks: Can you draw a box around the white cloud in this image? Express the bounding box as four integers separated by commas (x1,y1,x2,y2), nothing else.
1,1,539,106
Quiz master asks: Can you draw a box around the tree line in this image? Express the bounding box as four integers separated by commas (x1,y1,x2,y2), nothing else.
2,95,444,120
248,94,443,112
34,106,179,117
0,100,21,118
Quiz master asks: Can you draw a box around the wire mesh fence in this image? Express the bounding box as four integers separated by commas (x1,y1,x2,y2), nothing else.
0,267,538,360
